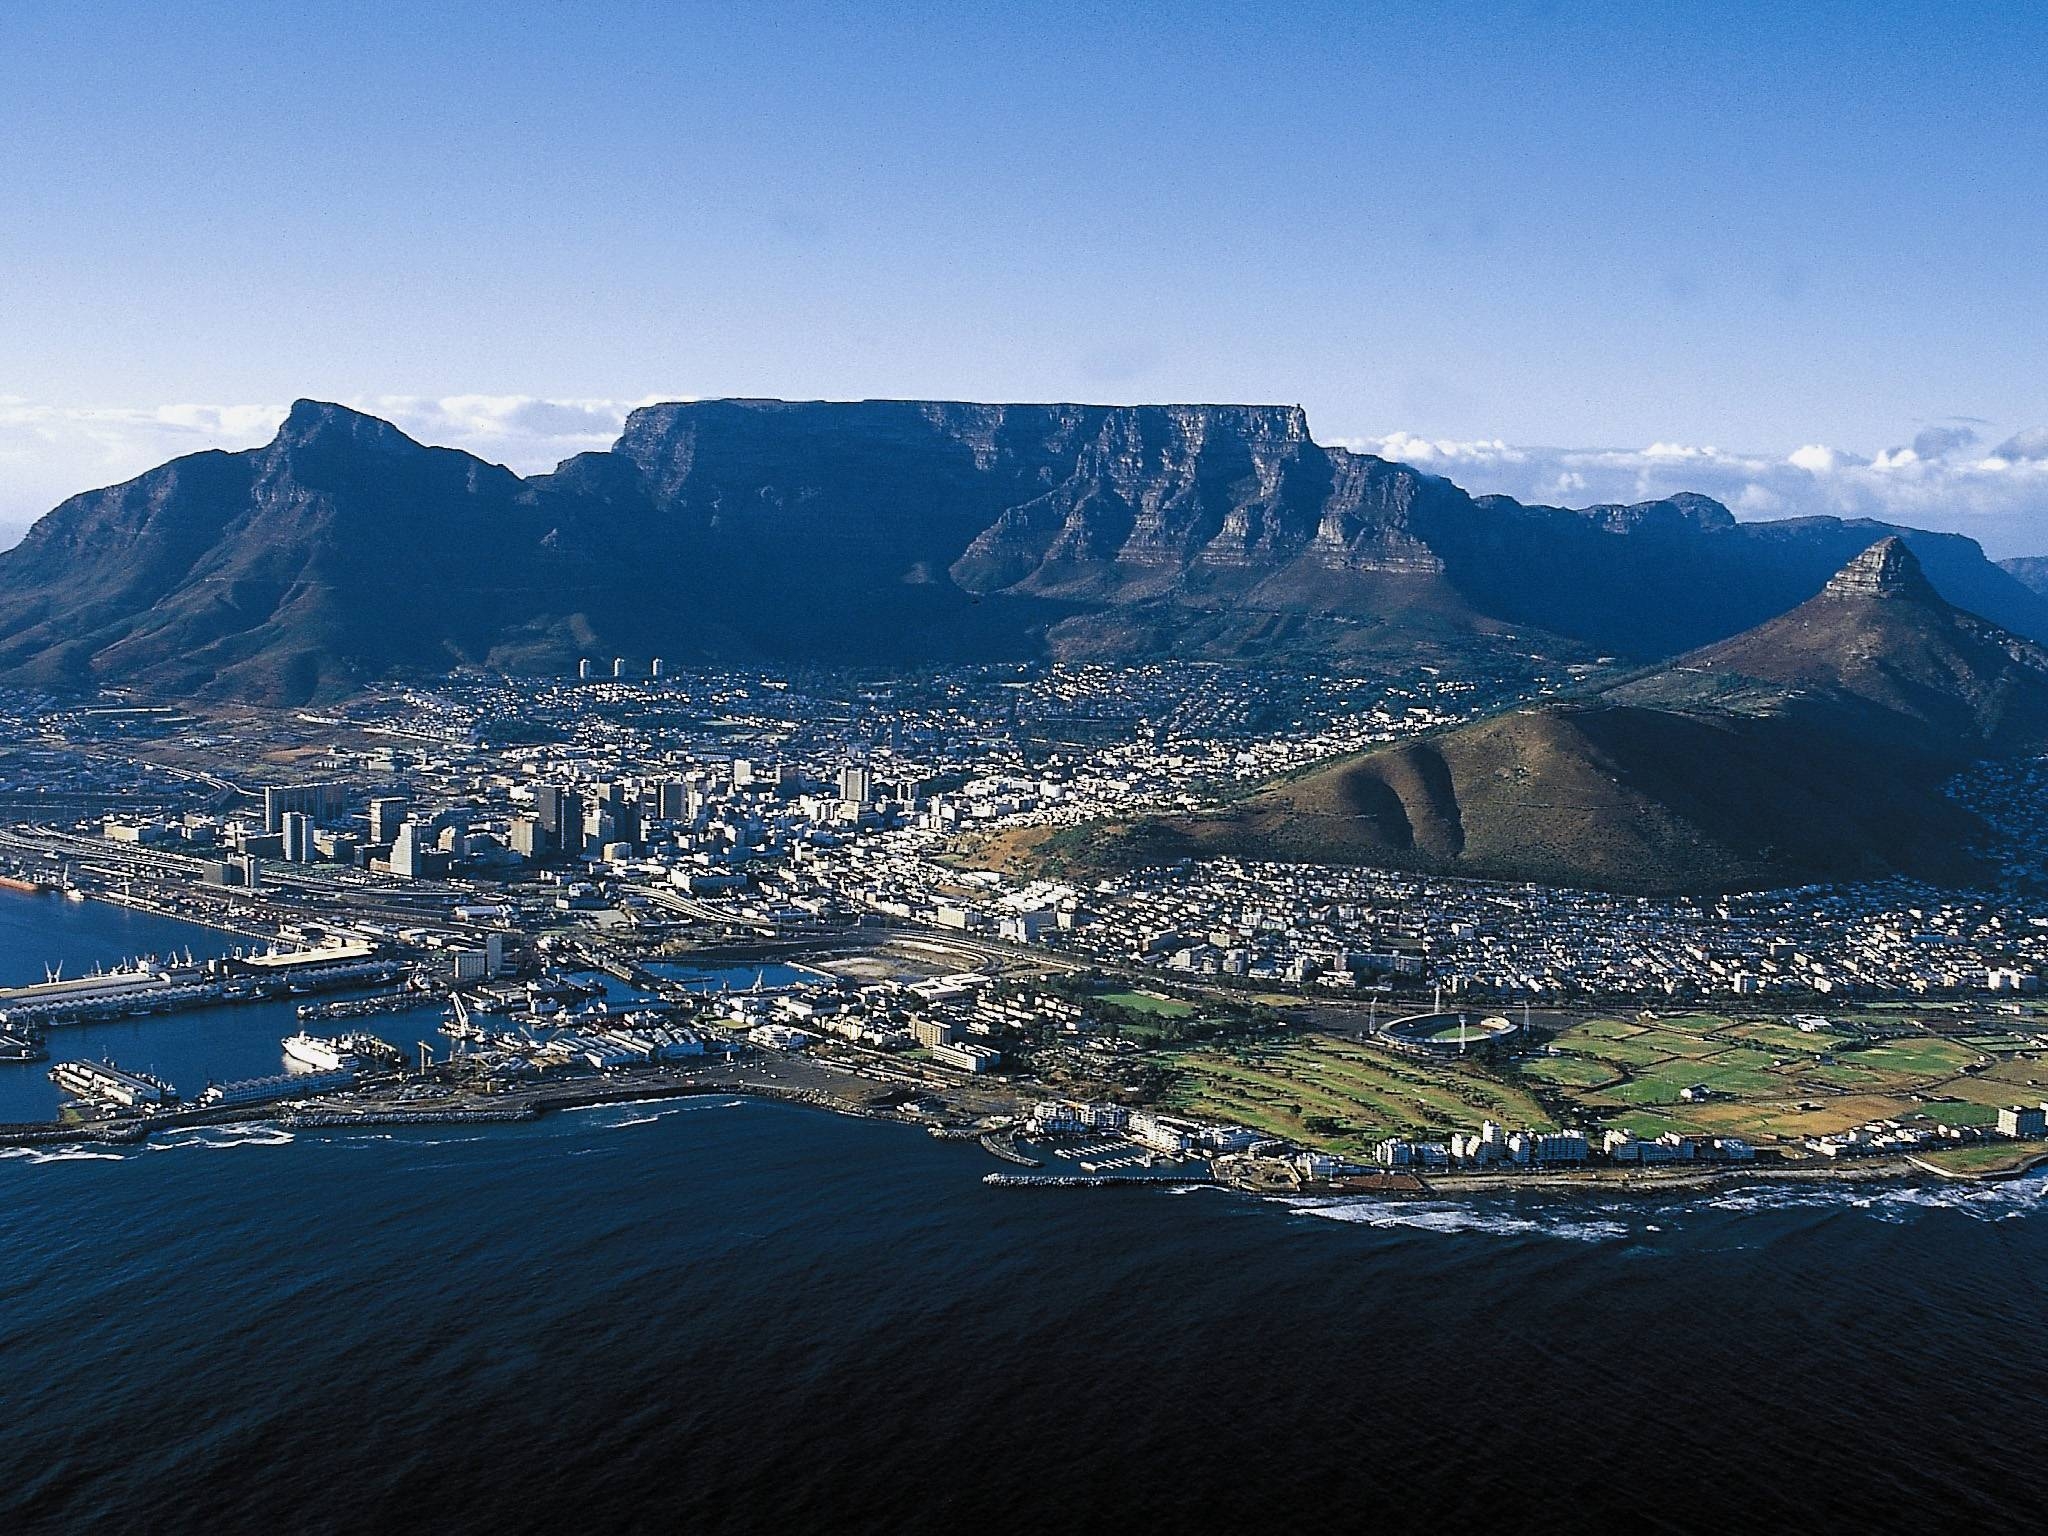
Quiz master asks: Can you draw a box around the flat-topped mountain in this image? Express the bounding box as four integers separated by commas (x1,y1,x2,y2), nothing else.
1094,539,2048,894
3,398,2046,703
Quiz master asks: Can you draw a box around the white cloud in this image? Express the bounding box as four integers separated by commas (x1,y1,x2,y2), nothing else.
1339,424,2048,557
1912,424,1978,459
349,393,682,460
1992,426,2048,463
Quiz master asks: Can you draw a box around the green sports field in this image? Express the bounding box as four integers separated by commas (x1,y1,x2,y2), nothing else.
1516,1012,2038,1140
1163,1033,1553,1154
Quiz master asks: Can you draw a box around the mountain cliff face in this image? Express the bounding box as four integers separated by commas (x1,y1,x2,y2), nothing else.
1999,555,2048,598
3,398,2046,703
1105,539,2048,894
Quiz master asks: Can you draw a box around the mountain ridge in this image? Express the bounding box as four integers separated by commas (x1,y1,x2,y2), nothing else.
4,397,2047,703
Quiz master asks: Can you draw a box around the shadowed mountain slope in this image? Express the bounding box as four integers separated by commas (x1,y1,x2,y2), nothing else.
1105,539,2048,894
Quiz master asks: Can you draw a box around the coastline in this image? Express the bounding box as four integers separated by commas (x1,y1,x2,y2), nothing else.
9,1068,2041,1208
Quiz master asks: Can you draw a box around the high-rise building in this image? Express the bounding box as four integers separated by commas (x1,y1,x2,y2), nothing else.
367,796,409,846
578,658,593,681
839,764,873,804
280,811,313,863
612,656,626,679
534,786,586,857
731,758,756,788
650,657,664,679
656,779,687,819
595,781,639,844
263,782,344,833
510,816,551,860
388,822,420,879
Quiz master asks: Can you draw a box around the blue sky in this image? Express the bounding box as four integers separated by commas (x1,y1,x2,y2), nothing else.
3,1,2046,550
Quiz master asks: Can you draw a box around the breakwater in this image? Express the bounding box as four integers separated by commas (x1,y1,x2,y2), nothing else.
286,1107,539,1129
977,1132,1041,1166
982,1171,1217,1189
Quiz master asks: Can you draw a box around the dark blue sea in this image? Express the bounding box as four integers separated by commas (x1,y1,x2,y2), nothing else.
3,895,2047,1533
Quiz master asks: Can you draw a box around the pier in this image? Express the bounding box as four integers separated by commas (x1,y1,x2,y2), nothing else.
978,1187,1212,1196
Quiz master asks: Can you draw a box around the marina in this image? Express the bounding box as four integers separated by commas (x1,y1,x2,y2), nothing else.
0,897,400,1124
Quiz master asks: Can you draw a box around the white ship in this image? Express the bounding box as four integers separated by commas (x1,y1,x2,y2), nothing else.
281,1031,363,1073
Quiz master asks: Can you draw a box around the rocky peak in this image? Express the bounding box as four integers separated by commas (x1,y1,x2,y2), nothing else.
1825,536,1936,599
273,399,423,456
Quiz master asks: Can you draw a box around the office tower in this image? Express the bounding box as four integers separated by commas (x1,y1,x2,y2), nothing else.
510,816,551,860
535,785,583,853
595,780,639,843
389,822,424,879
578,658,593,681
367,796,409,845
839,764,873,804
612,656,625,679
281,811,313,863
650,657,664,679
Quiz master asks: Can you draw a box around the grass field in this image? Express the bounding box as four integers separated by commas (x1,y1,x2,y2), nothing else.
1099,990,1196,1019
1515,1012,2045,1143
1154,1009,2048,1157
1163,1033,1552,1154
1518,1056,1622,1089
1912,1141,2048,1175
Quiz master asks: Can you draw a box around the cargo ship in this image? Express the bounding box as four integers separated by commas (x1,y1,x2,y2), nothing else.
0,874,48,896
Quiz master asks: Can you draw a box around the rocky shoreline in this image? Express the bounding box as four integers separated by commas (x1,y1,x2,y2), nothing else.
8,1072,2044,1203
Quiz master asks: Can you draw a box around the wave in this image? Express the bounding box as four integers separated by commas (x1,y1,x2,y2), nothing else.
572,1097,749,1129
146,1125,297,1152
1696,1177,2048,1225
1280,1168,2048,1243
0,1144,129,1164
1281,1195,1630,1244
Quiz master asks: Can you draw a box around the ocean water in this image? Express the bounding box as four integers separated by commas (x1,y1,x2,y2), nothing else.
4,901,2048,1532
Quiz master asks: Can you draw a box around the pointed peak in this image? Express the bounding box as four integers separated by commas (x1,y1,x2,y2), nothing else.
1825,536,1936,599
274,399,420,454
